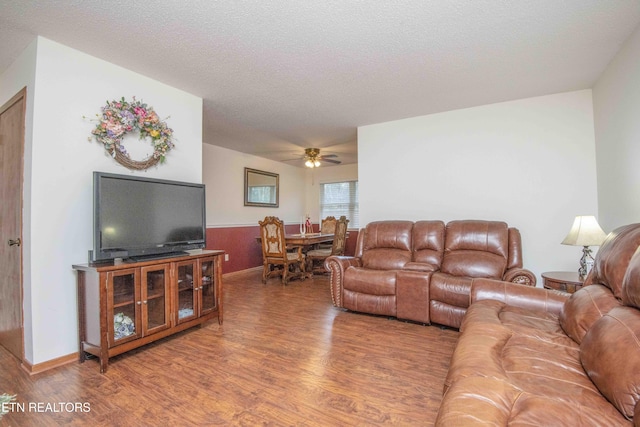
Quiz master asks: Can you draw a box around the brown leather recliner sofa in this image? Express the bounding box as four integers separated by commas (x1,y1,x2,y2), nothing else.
325,219,536,328
436,223,640,426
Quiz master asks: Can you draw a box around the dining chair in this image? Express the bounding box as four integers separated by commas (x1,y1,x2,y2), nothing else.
317,216,337,249
321,216,337,234
259,216,306,284
307,216,349,274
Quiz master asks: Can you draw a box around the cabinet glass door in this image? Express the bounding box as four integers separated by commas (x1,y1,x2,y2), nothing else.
107,269,140,346
141,265,171,334
200,258,216,314
176,261,197,323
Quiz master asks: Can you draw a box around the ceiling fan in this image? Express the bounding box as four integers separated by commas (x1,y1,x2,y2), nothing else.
300,148,342,168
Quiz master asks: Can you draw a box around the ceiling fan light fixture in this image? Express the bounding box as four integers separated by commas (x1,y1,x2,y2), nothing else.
300,147,338,168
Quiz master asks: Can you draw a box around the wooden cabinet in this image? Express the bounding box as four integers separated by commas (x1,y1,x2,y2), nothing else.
73,250,224,373
174,257,218,324
106,264,171,347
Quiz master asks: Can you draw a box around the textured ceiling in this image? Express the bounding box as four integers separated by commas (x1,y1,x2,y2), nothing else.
1,1,640,167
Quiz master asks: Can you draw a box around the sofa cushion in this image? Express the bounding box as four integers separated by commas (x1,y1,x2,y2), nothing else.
430,273,472,308
429,301,467,329
343,267,396,296
559,284,623,344
441,220,508,278
622,247,640,309
342,290,396,317
342,267,397,317
589,223,640,299
361,221,413,270
581,306,640,420
412,220,445,265
437,376,630,426
430,273,474,328
471,300,569,342
450,300,588,395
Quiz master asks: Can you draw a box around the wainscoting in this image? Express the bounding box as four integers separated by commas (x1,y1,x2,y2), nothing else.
206,224,359,274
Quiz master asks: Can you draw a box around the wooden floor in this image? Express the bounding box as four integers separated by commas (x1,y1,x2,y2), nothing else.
1,270,459,426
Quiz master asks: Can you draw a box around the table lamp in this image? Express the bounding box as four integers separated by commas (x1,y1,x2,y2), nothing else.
561,215,607,279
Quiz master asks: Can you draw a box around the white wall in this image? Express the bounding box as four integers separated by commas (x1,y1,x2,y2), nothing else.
358,90,599,281
202,144,306,226
202,145,359,228
1,37,203,365
593,25,640,232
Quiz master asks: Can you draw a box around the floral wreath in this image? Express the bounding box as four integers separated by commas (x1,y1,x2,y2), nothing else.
88,97,175,170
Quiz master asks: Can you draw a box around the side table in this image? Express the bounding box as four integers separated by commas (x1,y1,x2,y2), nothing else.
541,271,584,294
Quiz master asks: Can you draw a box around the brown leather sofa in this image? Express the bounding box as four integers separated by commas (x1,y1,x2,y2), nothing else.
325,219,536,328
436,223,640,426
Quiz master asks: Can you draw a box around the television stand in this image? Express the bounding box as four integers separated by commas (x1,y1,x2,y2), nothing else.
73,250,224,373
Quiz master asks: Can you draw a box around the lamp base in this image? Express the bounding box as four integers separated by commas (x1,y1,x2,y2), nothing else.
578,246,595,280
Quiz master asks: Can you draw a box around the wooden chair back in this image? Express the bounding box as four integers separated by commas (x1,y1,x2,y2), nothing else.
259,216,287,260
331,216,350,256
321,216,337,234
258,216,306,284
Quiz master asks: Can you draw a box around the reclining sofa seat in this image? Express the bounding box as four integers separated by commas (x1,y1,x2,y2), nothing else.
430,220,534,328
327,219,535,328
436,223,640,425
338,220,436,323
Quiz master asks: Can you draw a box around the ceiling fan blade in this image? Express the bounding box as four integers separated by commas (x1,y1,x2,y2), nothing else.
322,158,342,164
320,154,338,158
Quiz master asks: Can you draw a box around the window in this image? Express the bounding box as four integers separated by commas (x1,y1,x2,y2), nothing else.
319,181,359,228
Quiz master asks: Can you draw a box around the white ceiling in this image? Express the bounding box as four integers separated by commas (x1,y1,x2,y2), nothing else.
2,1,640,167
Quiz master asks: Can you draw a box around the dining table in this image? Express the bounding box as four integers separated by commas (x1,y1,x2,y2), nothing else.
283,233,335,247
255,232,345,278
255,233,335,252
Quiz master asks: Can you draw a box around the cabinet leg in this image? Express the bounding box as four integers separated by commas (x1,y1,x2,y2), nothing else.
100,348,109,373
99,357,108,374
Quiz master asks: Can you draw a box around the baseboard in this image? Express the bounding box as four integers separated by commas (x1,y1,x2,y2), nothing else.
21,352,78,375
222,266,261,278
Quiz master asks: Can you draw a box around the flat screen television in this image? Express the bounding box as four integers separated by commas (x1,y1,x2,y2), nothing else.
91,172,206,262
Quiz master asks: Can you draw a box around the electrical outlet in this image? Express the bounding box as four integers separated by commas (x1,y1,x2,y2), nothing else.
224,254,229,262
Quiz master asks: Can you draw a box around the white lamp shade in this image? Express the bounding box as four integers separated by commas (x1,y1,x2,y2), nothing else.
561,215,607,247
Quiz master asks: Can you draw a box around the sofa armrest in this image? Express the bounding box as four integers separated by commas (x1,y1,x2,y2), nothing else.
325,256,362,307
502,267,537,286
470,278,569,317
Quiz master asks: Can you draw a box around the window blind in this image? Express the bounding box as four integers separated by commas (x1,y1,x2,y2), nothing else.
319,181,359,228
